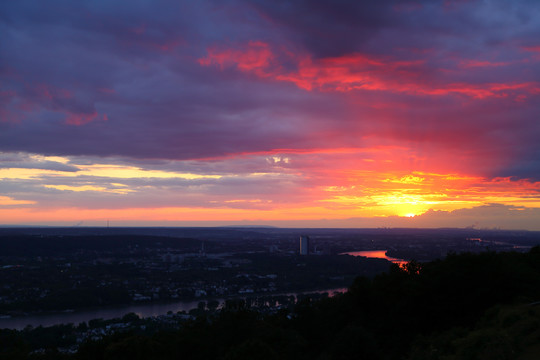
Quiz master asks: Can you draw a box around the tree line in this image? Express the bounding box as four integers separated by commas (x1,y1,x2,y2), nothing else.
1,247,539,359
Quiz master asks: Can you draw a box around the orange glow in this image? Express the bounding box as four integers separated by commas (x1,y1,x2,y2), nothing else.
0,205,391,224
0,196,36,206
3,164,539,224
2,148,540,228
4,3,540,233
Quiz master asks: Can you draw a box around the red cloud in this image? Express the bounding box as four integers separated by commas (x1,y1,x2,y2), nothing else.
199,41,540,100
458,59,511,68
199,41,275,77
98,87,116,94
65,111,107,126
33,84,73,100
522,46,540,53
521,46,540,61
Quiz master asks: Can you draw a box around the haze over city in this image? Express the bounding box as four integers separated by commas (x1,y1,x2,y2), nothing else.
1,0,540,229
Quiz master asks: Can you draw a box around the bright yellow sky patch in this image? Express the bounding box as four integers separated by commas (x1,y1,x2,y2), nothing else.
2,154,540,225
76,165,222,179
44,184,135,194
0,168,66,180
28,154,71,164
0,165,222,180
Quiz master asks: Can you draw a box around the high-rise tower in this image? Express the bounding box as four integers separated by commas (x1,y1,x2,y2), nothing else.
299,235,310,255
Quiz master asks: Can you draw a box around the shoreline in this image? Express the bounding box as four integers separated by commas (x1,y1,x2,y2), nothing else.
0,286,347,330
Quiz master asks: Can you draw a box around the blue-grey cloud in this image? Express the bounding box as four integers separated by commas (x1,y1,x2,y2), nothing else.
0,152,79,172
0,0,539,180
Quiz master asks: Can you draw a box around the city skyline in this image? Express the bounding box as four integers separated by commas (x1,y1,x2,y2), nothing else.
1,1,540,229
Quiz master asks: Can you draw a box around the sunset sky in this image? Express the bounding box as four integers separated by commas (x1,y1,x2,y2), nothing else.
1,0,540,229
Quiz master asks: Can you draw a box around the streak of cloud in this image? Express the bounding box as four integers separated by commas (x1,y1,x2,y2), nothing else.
1,0,539,228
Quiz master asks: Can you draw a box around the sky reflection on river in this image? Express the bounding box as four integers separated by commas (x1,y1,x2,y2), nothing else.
0,288,346,330
343,250,408,266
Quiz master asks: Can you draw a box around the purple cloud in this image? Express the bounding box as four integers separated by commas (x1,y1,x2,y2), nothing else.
0,0,539,181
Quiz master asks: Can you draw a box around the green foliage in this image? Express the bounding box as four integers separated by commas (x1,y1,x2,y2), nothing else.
121,312,140,323
0,329,29,360
409,304,540,359
16,248,540,360
225,339,279,360
103,335,163,360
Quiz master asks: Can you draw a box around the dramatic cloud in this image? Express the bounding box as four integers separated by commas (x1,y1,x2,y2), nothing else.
1,0,539,228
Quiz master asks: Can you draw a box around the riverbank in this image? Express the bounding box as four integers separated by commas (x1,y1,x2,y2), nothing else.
0,287,346,330
341,249,408,265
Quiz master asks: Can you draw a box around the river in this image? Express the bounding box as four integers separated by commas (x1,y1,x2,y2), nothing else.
342,250,408,266
0,288,346,330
